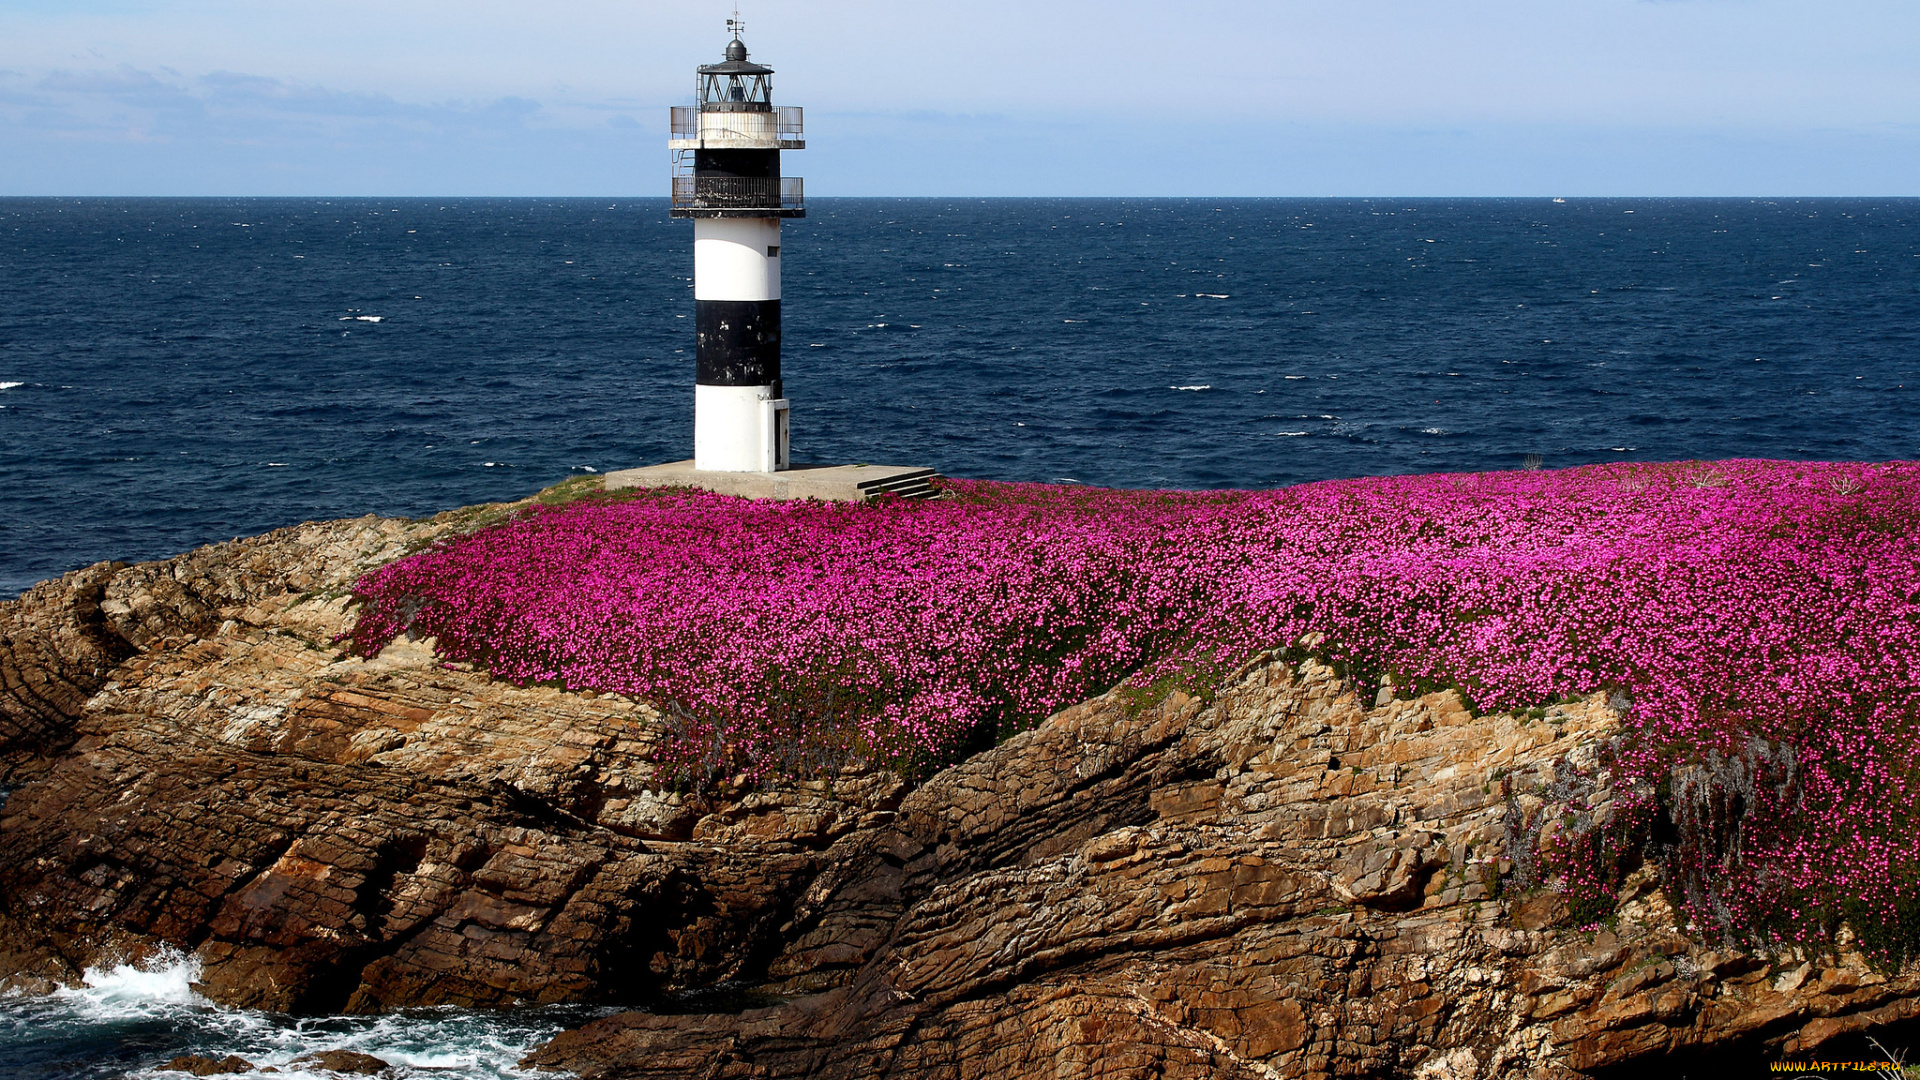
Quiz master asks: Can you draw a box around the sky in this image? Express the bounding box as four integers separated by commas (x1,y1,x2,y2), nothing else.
0,0,1916,196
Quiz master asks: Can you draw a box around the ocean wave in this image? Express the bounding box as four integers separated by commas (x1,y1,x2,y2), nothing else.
55,947,207,1017
0,382,22,391
4,948,592,1080
1169,385,1211,391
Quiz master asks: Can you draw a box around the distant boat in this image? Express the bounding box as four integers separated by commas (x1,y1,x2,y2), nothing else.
1553,197,1567,204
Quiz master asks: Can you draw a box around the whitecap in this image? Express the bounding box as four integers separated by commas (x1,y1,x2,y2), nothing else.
337,315,383,323
1195,293,1229,299
265,462,290,467
1421,428,1449,435
1283,375,1307,380
0,382,21,390
55,947,207,1017
1274,431,1309,437
73,995,596,1080
1169,385,1211,391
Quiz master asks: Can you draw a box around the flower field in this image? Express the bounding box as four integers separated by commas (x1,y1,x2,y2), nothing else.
350,459,1920,958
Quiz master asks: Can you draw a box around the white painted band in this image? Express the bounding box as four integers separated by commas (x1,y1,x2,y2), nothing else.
698,110,777,147
694,218,781,301
695,383,785,472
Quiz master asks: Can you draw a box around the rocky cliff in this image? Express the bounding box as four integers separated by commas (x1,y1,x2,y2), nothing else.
2,502,1916,1078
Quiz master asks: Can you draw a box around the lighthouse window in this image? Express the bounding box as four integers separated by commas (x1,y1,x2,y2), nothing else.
767,246,780,257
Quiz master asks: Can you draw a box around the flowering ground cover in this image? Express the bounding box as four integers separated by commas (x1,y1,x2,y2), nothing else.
351,459,1920,961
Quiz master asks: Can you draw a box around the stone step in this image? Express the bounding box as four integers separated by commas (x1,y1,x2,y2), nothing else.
859,470,941,500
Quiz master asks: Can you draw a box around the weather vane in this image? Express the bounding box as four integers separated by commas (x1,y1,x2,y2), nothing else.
727,7,745,40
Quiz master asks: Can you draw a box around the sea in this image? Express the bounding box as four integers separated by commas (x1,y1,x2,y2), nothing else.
0,196,1917,1075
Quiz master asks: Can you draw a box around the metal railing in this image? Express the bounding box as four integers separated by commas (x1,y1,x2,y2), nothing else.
670,175,804,212
775,106,803,142
669,104,803,144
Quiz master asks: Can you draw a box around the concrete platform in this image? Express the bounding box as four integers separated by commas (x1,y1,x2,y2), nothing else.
603,461,941,502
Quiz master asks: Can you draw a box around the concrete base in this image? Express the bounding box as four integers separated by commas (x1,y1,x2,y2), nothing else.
603,461,940,502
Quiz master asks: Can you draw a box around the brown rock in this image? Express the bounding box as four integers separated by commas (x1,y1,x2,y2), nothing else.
290,1050,389,1074
163,1055,255,1076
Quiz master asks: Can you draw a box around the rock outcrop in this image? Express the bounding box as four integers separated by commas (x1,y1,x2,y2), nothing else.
3,501,1917,1077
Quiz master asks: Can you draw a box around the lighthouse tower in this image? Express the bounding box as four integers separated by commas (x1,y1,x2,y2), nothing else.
669,19,804,472
609,25,935,500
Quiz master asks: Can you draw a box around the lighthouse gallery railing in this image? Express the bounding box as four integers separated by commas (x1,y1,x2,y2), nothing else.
670,105,803,142
672,175,804,212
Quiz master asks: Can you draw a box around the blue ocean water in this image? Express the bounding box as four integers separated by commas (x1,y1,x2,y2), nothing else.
0,197,1916,1074
2,197,1918,597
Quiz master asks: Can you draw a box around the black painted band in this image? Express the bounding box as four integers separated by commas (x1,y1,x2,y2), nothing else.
696,299,781,386
693,149,780,179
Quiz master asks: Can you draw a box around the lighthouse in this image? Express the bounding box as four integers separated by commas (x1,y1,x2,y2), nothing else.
609,23,937,501
669,19,804,473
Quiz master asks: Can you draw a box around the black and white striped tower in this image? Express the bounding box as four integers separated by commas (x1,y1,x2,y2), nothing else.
669,18,804,472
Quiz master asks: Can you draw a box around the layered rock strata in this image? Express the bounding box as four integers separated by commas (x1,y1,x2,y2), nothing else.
1,503,1914,1077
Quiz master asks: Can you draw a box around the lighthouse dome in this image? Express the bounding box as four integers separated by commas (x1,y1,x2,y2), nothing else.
725,38,748,61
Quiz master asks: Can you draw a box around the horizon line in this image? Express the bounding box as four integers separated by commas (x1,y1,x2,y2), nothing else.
3,193,1918,201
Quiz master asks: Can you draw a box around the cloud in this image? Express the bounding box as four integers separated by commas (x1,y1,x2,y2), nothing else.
0,63,642,193
6,64,557,142
36,65,176,96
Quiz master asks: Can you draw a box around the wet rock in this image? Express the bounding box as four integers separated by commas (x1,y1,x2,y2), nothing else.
290,1050,389,1074
163,1055,255,1076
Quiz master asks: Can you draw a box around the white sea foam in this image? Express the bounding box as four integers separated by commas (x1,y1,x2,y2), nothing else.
13,956,592,1080
0,381,21,390
1274,431,1309,437
56,947,207,1016
1283,375,1307,380
338,315,383,323
1421,428,1449,435
1195,293,1230,299
1170,385,1211,391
